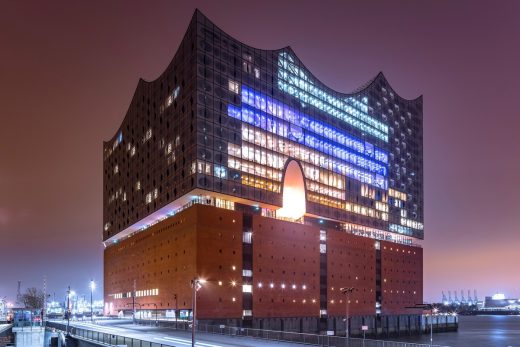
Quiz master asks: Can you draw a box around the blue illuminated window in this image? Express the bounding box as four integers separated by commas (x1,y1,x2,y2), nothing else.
240,86,387,164
214,165,227,179
228,105,387,189
230,86,388,177
389,223,413,236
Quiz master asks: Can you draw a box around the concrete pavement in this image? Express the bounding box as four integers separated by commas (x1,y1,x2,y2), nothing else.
61,319,311,347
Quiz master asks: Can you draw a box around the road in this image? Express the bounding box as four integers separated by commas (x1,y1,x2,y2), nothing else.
59,319,309,347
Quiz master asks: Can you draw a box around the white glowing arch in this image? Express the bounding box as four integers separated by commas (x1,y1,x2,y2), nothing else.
277,160,306,220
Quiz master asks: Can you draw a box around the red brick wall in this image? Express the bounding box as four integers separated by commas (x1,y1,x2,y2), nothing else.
380,241,423,315
104,204,243,319
104,206,198,314
252,216,320,318
104,204,423,319
195,205,243,319
327,231,376,316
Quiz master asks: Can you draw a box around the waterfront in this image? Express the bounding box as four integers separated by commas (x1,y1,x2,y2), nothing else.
397,315,520,346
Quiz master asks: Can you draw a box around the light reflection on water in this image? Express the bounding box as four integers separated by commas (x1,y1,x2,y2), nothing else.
395,315,520,347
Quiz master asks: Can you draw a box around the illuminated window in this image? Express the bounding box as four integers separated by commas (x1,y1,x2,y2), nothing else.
136,181,141,191
277,52,388,142
400,217,423,230
228,104,388,188
145,193,152,204
242,269,252,277
143,129,152,143
214,165,227,178
320,230,326,242
173,86,180,99
113,165,119,174
242,55,253,73
228,80,239,94
243,310,252,316
242,285,252,293
320,244,327,254
243,232,252,244
233,87,388,169
197,160,212,175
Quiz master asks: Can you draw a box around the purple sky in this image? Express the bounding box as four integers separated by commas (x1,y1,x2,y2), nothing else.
1,0,519,303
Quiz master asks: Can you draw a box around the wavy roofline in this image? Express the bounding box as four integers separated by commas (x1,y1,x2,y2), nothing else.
104,9,422,144
278,46,422,103
195,9,422,103
103,11,198,145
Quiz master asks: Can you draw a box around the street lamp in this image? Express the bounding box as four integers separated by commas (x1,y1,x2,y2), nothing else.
340,287,355,339
90,280,96,323
66,286,75,335
190,278,205,347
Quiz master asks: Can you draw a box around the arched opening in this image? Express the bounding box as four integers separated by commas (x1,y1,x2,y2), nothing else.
277,160,306,220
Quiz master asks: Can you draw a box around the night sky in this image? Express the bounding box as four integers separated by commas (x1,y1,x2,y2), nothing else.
1,0,519,303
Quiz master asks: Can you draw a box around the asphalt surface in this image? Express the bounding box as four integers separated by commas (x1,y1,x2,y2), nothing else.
60,319,308,347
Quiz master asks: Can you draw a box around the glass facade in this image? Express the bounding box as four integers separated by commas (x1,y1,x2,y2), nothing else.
103,10,423,245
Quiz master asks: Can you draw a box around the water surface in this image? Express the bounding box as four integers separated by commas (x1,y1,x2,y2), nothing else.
396,315,520,347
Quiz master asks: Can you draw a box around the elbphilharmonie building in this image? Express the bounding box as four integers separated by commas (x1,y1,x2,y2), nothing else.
103,10,424,335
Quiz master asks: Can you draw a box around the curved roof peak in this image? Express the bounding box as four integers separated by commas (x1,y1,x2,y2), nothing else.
198,9,421,102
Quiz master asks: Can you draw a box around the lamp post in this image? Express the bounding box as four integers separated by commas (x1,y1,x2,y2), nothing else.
90,280,95,323
340,287,355,340
66,286,73,335
190,278,204,347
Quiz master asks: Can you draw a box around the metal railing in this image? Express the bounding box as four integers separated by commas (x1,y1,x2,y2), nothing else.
47,320,450,347
192,323,450,347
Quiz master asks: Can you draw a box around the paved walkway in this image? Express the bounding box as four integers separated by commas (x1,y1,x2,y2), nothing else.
65,320,309,347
